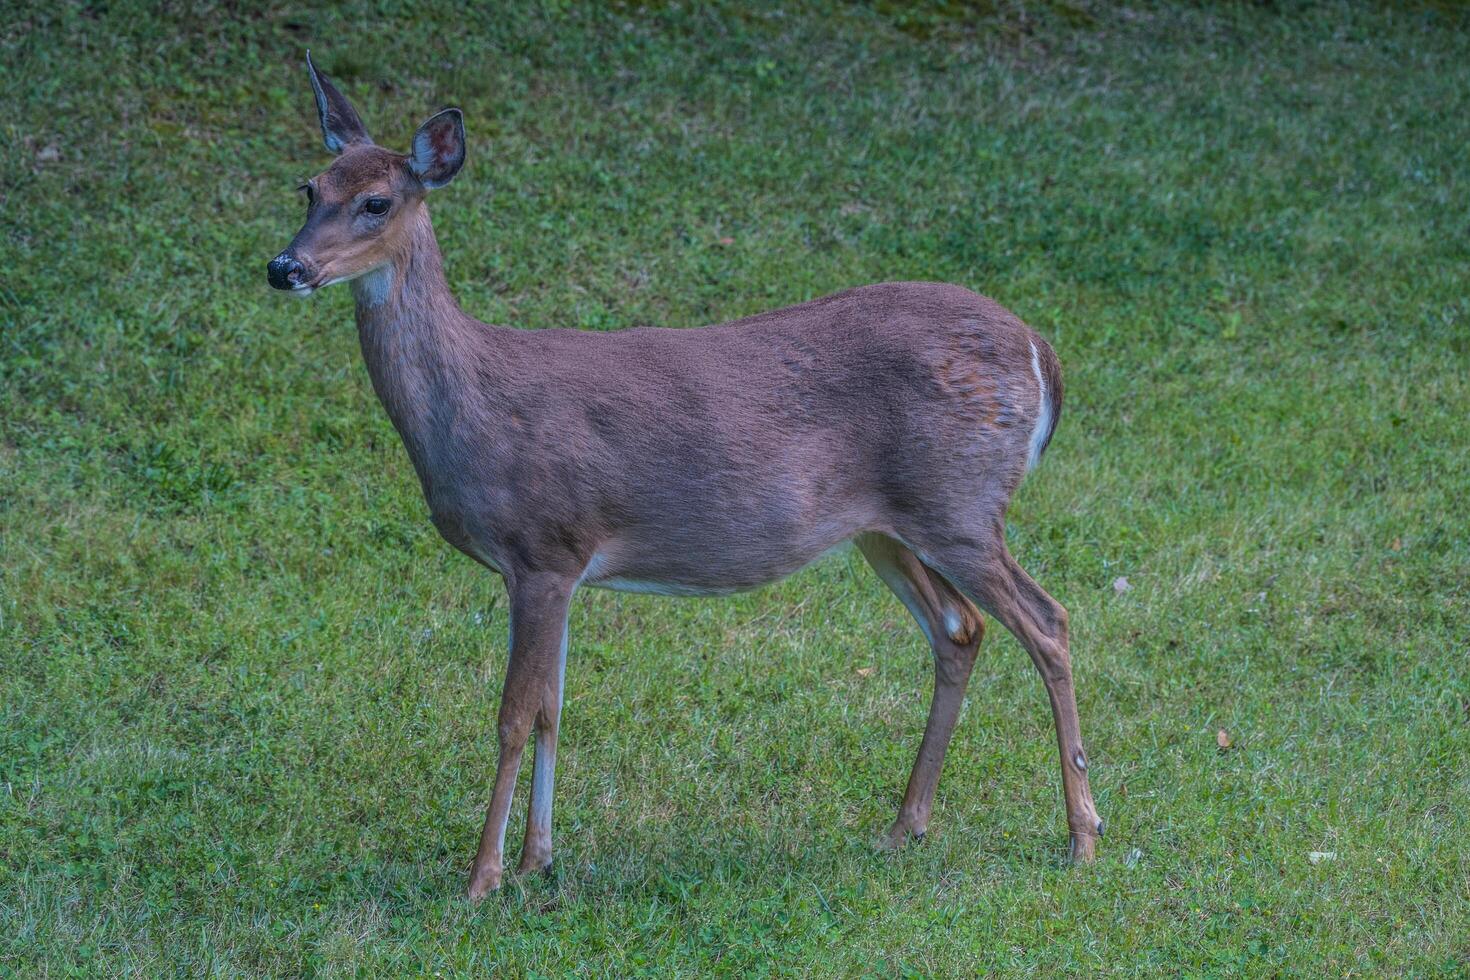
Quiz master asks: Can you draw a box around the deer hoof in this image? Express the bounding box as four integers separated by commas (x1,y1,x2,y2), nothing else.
516,854,553,878
877,818,925,851
466,864,503,900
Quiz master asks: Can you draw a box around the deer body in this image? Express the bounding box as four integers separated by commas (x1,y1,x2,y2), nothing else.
357,224,1046,596
271,55,1102,899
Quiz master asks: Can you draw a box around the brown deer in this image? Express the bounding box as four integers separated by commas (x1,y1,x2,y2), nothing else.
268,54,1102,899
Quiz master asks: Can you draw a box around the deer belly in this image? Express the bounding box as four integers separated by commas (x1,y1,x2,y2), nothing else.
578,537,851,597
580,573,746,597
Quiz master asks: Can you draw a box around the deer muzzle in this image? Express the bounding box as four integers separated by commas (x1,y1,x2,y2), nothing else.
267,251,311,291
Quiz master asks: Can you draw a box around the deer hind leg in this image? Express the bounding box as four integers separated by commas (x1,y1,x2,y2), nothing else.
857,533,984,850
909,533,1103,863
467,573,575,900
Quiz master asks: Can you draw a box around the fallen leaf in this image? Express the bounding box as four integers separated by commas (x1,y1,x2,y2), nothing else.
1112,576,1131,594
1216,729,1233,750
1308,850,1336,863
716,236,735,246
1125,848,1142,867
1390,537,1402,551
35,144,60,164
855,666,875,678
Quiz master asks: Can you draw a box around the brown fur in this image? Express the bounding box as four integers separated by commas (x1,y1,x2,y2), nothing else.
270,61,1102,899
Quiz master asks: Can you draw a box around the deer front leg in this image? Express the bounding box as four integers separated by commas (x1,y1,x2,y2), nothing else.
518,617,569,876
467,573,576,900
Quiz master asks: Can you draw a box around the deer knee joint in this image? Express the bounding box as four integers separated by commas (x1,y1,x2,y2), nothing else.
497,716,532,749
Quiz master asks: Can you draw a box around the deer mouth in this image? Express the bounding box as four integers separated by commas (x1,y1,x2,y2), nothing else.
292,271,337,295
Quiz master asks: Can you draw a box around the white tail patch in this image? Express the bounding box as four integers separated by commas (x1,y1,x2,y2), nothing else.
1026,340,1051,470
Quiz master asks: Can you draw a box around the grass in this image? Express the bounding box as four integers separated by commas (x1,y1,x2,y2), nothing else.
3,0,1469,974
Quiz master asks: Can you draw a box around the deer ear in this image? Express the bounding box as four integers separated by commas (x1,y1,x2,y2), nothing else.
306,50,372,154
408,108,466,189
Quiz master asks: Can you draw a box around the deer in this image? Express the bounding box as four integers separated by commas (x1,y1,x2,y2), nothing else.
267,54,1103,899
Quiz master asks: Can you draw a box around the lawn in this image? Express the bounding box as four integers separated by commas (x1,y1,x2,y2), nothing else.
3,0,1468,974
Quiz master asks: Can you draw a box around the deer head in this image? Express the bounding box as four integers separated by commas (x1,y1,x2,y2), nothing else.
267,52,466,296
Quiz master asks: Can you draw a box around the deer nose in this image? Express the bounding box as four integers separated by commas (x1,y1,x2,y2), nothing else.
267,252,307,290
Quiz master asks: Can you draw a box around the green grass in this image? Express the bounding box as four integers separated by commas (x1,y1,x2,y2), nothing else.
4,1,1469,974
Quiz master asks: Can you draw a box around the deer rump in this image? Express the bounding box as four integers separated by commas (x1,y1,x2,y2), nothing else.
421,281,1060,596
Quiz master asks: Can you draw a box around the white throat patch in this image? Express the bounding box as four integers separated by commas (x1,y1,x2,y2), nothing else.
350,264,395,307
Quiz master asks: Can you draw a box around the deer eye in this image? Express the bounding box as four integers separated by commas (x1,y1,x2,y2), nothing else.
363,197,391,216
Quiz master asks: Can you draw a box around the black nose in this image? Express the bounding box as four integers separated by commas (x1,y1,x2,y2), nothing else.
267,252,307,290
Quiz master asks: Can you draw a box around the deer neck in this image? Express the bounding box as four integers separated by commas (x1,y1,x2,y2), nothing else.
351,206,497,493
